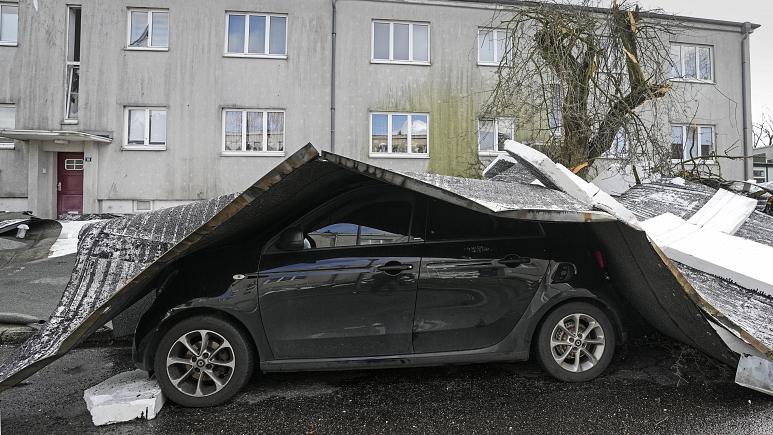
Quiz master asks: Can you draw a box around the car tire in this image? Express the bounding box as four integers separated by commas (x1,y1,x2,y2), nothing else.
535,301,616,382
154,315,254,407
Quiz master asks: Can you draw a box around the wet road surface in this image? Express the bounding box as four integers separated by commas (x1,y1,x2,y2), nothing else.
1,337,772,434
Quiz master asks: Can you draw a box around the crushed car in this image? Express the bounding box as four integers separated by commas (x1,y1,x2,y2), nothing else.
1,143,772,409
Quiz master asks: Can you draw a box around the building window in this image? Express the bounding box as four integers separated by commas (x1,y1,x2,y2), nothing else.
128,9,169,49
64,7,81,122
478,29,510,66
671,124,714,161
753,169,767,184
64,158,84,171
548,83,562,136
225,13,287,57
125,107,167,149
370,112,429,157
670,44,713,82
372,21,430,64
222,109,285,155
478,118,514,154
0,3,18,45
610,129,627,155
0,104,15,149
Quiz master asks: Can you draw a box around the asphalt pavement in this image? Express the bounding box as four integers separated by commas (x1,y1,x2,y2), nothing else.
0,253,75,320
1,337,772,434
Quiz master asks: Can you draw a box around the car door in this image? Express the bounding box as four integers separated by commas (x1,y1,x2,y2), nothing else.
258,189,423,360
413,199,550,354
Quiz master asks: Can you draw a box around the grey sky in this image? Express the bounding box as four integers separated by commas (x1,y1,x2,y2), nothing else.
638,0,772,122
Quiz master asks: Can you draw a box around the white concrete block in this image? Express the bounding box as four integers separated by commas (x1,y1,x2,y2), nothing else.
83,369,165,426
687,189,757,235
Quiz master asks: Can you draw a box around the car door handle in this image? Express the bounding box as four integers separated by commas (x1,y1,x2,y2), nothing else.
377,262,413,274
499,255,530,267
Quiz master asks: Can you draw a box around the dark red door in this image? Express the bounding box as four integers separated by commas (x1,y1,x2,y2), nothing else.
57,152,84,216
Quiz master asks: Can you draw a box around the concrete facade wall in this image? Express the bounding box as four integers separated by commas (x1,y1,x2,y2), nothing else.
0,0,758,217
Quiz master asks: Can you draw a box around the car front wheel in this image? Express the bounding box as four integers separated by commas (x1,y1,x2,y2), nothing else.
535,301,616,382
154,315,254,407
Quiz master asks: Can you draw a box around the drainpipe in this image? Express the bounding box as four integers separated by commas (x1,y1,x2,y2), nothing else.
330,0,337,153
741,22,754,180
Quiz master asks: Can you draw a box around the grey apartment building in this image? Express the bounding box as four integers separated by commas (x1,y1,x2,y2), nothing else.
0,0,758,218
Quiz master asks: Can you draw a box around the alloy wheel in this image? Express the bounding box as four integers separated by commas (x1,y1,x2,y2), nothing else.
165,329,236,397
549,313,606,373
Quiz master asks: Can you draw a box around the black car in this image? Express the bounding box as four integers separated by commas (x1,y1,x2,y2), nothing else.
133,184,625,407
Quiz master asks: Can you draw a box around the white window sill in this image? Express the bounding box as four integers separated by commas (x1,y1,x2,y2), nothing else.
672,159,716,165
369,153,430,159
221,151,286,157
478,151,507,157
0,42,18,47
0,144,15,150
124,47,169,52
669,78,715,85
122,145,167,151
370,59,431,66
223,53,288,60
62,119,79,125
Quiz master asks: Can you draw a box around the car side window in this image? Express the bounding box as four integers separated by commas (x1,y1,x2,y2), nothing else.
427,200,542,241
306,200,412,248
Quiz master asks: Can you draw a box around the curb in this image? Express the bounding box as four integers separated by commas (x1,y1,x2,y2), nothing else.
0,324,130,347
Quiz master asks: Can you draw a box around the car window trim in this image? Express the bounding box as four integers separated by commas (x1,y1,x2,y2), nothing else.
263,186,421,255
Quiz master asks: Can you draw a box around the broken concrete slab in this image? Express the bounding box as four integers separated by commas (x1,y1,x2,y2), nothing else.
83,369,165,426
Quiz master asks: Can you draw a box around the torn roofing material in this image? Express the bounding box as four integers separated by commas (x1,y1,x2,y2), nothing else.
496,140,773,369
0,144,614,390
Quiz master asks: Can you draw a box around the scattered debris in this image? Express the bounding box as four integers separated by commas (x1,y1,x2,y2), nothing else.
83,369,165,426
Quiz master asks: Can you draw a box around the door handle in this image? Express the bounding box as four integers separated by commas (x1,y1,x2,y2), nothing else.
377,262,413,275
57,181,62,192
499,255,530,267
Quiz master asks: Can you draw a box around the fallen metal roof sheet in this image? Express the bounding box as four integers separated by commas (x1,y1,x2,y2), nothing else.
0,144,617,390
1,142,770,392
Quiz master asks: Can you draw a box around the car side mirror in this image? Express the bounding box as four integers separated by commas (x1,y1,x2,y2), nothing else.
278,227,305,251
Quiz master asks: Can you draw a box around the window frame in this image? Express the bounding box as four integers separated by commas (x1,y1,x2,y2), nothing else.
371,20,431,65
369,112,430,158
669,43,714,84
221,108,286,156
0,103,15,149
670,124,716,163
0,3,19,46
477,117,515,155
63,6,81,123
123,106,168,150
126,8,169,51
223,12,288,58
477,28,510,66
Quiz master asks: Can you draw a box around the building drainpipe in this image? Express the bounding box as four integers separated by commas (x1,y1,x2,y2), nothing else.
330,0,337,153
741,22,754,180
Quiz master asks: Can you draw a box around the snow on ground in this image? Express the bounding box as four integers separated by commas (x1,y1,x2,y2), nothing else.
49,220,104,258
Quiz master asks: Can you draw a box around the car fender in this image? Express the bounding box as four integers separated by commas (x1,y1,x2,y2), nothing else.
133,275,272,372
